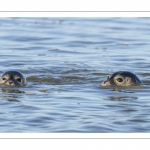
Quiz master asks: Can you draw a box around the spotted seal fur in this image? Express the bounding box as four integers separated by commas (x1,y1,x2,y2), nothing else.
0,71,27,87
101,71,142,87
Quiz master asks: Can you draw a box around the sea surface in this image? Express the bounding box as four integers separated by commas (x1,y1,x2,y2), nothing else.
0,17,150,132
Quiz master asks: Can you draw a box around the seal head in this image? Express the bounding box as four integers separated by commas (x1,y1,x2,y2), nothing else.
101,71,142,87
0,71,27,87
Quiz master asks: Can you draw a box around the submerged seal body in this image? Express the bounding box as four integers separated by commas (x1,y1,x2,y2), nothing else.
101,71,142,87
0,71,27,87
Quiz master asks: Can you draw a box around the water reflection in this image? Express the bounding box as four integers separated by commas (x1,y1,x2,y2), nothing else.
0,93,20,102
104,96,138,101
2,97,20,102
111,87,136,93
1,88,24,93
0,88,25,102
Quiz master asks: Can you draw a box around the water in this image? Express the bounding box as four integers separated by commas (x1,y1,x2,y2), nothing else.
0,17,150,132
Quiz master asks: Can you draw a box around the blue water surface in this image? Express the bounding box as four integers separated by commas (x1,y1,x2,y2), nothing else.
0,17,150,132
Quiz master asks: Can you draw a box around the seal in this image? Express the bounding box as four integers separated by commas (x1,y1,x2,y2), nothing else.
0,71,27,87
101,71,142,87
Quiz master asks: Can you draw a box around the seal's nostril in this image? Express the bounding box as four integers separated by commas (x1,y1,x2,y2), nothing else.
8,81,13,85
103,81,106,84
101,81,107,86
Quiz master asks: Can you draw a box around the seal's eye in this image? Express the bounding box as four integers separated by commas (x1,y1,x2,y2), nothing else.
117,78,123,82
2,78,6,80
16,78,21,82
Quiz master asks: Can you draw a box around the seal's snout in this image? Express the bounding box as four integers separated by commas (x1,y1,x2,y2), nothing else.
101,81,106,85
101,78,112,86
5,80,16,86
101,80,109,86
